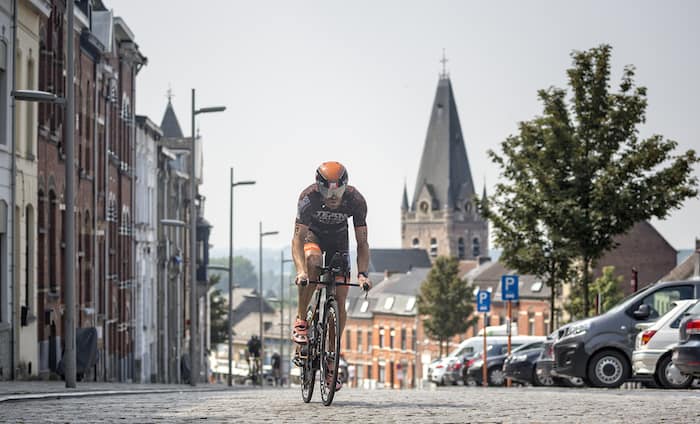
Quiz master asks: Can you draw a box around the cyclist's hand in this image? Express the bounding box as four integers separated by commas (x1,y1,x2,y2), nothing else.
295,272,309,287
358,274,372,292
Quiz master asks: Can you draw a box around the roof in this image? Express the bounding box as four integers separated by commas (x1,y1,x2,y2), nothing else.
659,251,700,282
347,268,431,318
411,77,475,211
161,100,184,138
368,248,432,273
466,260,550,300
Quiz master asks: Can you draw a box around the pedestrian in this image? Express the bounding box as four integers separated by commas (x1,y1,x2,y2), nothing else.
271,351,282,386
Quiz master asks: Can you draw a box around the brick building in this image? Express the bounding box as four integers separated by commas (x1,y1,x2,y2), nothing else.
36,1,145,380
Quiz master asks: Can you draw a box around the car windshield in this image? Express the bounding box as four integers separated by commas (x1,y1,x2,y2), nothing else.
512,342,543,353
605,284,655,315
687,300,700,315
448,343,478,358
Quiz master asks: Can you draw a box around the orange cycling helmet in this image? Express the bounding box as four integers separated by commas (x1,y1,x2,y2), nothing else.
316,161,348,199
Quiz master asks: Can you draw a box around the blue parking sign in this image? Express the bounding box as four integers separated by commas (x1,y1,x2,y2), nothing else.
501,275,519,301
477,290,491,312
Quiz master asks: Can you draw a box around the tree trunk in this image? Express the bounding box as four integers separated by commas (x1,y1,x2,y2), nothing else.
582,259,590,318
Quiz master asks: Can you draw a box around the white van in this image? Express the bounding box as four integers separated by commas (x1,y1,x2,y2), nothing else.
427,334,544,385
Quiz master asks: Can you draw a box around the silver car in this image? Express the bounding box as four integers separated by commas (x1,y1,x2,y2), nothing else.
632,299,698,389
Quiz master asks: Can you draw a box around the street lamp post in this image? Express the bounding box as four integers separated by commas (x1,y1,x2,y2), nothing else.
280,251,293,385
228,169,255,386
189,89,225,386
259,222,278,385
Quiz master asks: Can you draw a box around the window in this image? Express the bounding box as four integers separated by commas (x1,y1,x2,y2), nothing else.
378,365,385,383
345,330,351,351
458,237,465,259
411,238,419,248
0,200,6,322
0,40,7,145
636,285,695,320
528,312,535,335
384,297,394,310
472,237,480,257
367,331,372,352
411,329,416,351
379,327,385,348
356,329,362,353
419,201,429,213
356,364,363,380
531,281,543,292
430,238,437,257
360,300,369,313
25,58,35,157
367,365,372,381
405,296,416,311
25,205,34,308
389,328,395,349
48,192,57,291
401,328,407,350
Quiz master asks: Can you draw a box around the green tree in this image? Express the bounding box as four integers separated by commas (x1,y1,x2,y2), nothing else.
209,256,258,289
209,274,229,346
566,266,624,319
417,256,477,357
487,44,698,317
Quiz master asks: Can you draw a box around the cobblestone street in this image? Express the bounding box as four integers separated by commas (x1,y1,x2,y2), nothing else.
3,385,699,423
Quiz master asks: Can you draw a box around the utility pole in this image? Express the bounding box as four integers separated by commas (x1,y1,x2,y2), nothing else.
64,0,77,388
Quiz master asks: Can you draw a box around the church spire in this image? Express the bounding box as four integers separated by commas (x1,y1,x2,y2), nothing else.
401,181,409,211
161,87,184,138
411,70,475,212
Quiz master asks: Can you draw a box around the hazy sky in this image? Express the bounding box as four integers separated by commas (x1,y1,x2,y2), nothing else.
112,0,699,253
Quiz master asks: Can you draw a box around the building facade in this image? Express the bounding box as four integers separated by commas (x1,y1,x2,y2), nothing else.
401,72,488,261
35,0,145,381
133,115,160,383
0,0,13,380
13,0,51,379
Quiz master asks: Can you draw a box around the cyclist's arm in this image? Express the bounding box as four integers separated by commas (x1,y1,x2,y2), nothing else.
355,225,369,275
292,222,309,275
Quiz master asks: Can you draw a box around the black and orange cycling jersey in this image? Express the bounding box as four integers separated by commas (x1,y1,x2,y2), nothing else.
295,183,367,254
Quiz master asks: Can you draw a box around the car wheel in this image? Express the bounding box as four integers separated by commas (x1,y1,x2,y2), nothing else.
587,350,629,388
488,367,506,387
533,364,554,386
464,376,477,387
656,354,693,389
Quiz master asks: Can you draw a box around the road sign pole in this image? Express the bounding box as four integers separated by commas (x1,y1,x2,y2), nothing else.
482,312,488,388
506,300,512,388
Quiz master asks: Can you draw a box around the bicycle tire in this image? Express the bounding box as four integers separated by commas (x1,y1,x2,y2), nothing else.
301,305,317,403
320,298,341,406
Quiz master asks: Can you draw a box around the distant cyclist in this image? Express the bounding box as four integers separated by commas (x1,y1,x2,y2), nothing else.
291,161,372,391
246,335,261,381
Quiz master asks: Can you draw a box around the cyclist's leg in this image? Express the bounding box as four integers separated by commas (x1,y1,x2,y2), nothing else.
293,233,322,346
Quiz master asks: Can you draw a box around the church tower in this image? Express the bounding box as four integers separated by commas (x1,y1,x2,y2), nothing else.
401,62,488,260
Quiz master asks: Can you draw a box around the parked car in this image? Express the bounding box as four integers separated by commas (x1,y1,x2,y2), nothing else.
503,341,547,386
553,279,700,388
632,299,698,389
466,338,546,386
428,335,540,386
535,325,585,387
672,302,700,378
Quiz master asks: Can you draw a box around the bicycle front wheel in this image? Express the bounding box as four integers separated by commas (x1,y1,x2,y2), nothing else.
301,305,317,403
320,298,341,406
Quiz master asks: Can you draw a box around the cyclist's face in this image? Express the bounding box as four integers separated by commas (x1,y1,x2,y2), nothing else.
324,193,342,209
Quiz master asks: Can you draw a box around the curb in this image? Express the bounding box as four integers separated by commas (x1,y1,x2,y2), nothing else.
0,387,232,404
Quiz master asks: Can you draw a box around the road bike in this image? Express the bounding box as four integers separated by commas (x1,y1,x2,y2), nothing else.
299,251,368,406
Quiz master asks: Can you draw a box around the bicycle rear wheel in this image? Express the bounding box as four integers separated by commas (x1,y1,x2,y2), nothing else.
301,306,317,403
320,299,340,406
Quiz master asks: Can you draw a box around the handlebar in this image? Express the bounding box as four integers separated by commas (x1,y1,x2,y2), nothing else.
299,279,371,294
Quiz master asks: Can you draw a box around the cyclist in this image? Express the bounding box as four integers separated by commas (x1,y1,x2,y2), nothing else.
246,335,262,382
291,161,372,391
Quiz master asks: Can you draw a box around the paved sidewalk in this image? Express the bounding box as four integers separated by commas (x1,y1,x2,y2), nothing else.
0,381,234,403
